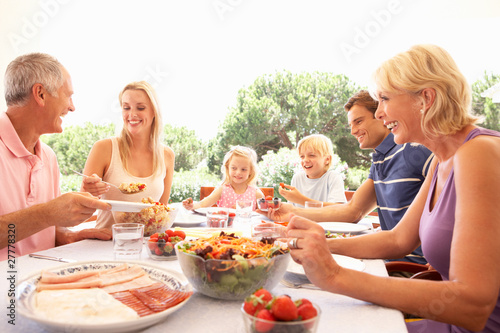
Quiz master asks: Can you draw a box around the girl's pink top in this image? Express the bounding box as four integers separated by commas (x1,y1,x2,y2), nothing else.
217,184,257,209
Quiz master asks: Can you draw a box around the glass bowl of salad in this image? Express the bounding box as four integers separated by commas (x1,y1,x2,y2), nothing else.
175,232,290,300
113,198,178,237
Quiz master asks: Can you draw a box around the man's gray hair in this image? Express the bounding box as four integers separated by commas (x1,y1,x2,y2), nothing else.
4,53,64,107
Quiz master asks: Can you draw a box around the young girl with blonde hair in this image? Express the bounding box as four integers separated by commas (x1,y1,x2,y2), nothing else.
183,146,264,210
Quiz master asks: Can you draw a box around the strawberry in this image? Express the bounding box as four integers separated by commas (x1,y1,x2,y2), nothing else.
172,230,186,240
279,182,285,188
265,195,273,201
154,247,162,256
165,229,174,237
253,288,273,304
255,309,275,333
147,241,157,251
298,303,318,328
163,242,174,254
271,295,298,321
295,298,313,307
243,297,265,316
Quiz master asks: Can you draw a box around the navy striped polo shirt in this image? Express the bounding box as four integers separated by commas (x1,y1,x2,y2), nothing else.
369,133,434,263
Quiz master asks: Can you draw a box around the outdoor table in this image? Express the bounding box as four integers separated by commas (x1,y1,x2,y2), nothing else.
0,216,407,333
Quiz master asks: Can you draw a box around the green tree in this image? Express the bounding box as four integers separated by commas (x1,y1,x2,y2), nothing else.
163,124,206,171
207,71,371,173
41,122,115,175
471,72,500,131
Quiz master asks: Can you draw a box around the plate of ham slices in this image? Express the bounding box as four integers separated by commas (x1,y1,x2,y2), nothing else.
16,261,193,333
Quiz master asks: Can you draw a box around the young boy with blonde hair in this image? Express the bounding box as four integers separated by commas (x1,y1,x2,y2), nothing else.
280,134,346,207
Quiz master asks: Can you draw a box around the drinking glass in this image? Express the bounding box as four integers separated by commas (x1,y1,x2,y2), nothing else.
206,208,229,228
112,223,144,260
236,200,253,223
305,201,323,208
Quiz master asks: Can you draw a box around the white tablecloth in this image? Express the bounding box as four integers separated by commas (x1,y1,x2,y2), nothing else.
0,218,407,333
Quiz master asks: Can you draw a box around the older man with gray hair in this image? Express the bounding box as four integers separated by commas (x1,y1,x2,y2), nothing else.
0,53,111,260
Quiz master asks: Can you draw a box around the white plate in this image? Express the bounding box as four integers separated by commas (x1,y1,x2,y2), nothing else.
173,212,206,226
16,261,193,333
287,254,365,275
318,222,370,234
101,199,154,212
194,207,236,214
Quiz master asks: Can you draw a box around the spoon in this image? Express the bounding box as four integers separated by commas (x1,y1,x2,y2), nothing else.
72,170,139,194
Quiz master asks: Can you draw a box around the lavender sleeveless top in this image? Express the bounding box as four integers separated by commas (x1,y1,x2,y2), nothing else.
409,128,500,333
217,184,257,209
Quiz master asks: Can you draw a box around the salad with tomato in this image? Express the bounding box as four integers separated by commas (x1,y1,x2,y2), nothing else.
175,232,290,300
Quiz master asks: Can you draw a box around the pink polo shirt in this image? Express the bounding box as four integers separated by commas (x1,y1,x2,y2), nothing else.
0,112,60,261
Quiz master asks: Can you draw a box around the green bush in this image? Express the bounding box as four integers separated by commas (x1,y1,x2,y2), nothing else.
61,175,81,193
345,166,370,190
169,166,221,203
256,148,300,201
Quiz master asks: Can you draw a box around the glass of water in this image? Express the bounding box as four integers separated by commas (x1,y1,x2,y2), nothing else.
112,223,144,260
236,200,253,223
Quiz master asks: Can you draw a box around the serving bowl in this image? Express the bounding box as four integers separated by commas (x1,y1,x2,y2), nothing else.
146,229,186,261
257,198,281,212
113,200,178,237
175,239,290,300
240,303,322,333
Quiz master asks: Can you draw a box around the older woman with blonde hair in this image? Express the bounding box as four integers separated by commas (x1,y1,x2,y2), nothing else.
286,44,500,332
81,81,175,229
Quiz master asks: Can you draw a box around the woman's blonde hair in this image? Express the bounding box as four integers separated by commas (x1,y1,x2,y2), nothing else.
372,44,479,138
118,81,164,175
221,146,259,185
297,134,334,170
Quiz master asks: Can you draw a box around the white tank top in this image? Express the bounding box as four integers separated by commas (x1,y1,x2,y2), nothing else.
95,137,166,229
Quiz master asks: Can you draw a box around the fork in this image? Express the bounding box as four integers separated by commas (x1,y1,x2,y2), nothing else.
280,279,320,290
72,170,121,191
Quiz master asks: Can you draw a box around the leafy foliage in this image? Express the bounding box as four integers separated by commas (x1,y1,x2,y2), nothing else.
163,124,206,171
169,166,221,203
257,148,301,192
344,166,370,190
471,72,500,131
207,70,371,173
41,122,116,175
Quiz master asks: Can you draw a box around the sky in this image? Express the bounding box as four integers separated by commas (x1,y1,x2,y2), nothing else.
1,0,500,141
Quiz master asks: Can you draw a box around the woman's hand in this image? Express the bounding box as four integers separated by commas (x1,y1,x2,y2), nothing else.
286,215,339,290
81,173,110,197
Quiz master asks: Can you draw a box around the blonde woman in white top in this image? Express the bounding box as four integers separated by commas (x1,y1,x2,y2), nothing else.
81,81,175,229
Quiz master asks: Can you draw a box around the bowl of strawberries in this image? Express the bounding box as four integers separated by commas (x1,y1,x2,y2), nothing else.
257,196,281,212
241,289,321,333
147,229,186,260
